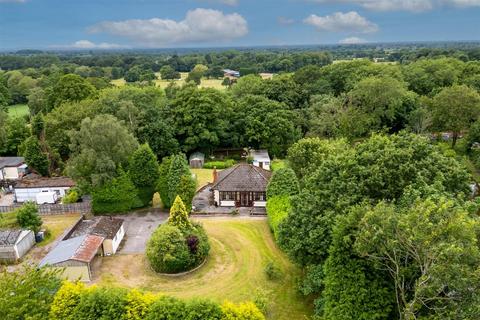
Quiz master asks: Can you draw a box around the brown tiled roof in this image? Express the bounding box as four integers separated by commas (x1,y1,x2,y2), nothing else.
91,217,124,239
72,234,104,263
16,176,75,188
211,164,271,192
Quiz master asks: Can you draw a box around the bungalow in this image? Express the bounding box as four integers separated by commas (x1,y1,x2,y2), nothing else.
66,216,125,255
211,163,271,207
14,176,75,203
0,157,28,181
0,229,35,263
39,234,104,282
250,149,271,170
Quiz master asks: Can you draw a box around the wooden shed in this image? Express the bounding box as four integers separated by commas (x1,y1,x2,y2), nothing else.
39,234,104,282
189,152,205,168
0,229,35,263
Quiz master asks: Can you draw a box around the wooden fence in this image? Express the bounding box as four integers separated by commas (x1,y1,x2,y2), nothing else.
0,201,91,215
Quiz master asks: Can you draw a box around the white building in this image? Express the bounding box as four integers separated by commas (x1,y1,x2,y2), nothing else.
0,230,35,263
0,157,27,181
250,150,271,171
14,177,75,203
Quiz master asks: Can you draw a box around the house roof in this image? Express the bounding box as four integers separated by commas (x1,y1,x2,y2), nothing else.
250,150,270,161
39,234,104,267
0,157,24,169
0,230,22,246
211,163,272,192
15,176,75,189
69,217,123,240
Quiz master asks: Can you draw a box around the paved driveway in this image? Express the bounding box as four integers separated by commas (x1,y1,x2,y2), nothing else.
119,210,167,254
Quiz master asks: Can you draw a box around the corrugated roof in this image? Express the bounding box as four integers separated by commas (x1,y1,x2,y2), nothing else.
39,234,104,267
211,164,272,192
16,176,75,189
0,230,21,246
68,217,123,240
0,157,24,169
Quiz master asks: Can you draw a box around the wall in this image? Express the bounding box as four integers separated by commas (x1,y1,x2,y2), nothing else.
213,190,220,205
14,230,35,259
0,246,17,262
15,186,71,203
253,201,267,207
111,224,124,254
220,200,235,207
50,264,91,282
3,167,20,180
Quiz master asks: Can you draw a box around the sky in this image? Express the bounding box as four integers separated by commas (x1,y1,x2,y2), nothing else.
0,0,480,50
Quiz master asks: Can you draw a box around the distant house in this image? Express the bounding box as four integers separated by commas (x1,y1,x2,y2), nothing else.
0,229,35,263
14,176,75,203
250,150,271,171
223,69,240,79
39,234,104,282
211,164,271,207
66,216,125,256
0,157,28,181
189,152,205,169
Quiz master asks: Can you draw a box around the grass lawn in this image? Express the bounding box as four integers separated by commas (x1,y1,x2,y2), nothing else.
191,168,217,190
7,104,29,118
112,72,225,90
95,218,313,319
0,212,19,229
271,159,286,171
37,213,81,247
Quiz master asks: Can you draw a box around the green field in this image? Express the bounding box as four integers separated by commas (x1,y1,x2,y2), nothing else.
7,104,29,118
112,72,225,90
96,218,313,320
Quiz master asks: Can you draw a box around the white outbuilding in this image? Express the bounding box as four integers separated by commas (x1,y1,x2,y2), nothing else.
14,176,75,204
250,149,271,171
0,229,35,262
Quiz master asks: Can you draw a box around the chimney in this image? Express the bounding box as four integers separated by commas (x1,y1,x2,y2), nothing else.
213,167,218,183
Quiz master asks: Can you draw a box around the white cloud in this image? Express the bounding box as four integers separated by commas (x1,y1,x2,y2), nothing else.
339,37,367,44
309,0,480,12
88,8,248,47
278,16,295,25
53,40,128,50
304,11,378,33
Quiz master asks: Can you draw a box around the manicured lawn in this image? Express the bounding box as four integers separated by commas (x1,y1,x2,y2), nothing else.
7,104,29,118
37,213,81,247
95,218,313,319
191,168,217,189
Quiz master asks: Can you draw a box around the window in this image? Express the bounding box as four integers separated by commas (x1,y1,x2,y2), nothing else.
221,191,236,201
253,192,266,201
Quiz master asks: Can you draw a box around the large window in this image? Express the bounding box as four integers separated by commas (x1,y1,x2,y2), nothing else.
253,192,266,201
221,191,236,201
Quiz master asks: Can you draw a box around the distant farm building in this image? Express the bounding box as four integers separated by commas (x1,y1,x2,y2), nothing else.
0,157,28,181
14,176,75,204
0,229,35,263
39,234,104,282
211,164,271,208
189,152,205,169
250,149,271,170
223,69,240,79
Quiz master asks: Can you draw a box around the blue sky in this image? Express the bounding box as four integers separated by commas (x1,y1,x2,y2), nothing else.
1,0,480,50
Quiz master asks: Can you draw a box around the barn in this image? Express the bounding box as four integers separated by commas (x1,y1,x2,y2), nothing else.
0,229,35,263
39,234,104,282
189,152,205,168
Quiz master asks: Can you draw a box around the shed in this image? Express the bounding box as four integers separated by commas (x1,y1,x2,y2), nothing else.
189,152,205,168
250,150,271,170
39,234,104,282
0,157,27,181
14,176,75,203
0,229,35,262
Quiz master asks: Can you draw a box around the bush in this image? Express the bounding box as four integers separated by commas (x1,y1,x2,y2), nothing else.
72,287,128,320
221,301,266,320
50,281,86,320
266,196,291,240
146,296,186,319
123,289,157,320
62,189,80,204
16,202,42,233
92,170,142,214
266,167,299,198
264,261,282,281
128,144,160,207
185,299,223,320
157,154,194,209
203,159,236,169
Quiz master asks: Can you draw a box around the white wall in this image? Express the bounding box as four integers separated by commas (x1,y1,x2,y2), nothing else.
253,201,267,207
14,230,35,259
252,160,270,171
111,224,125,254
15,186,71,203
3,167,20,180
220,200,235,207
213,190,220,205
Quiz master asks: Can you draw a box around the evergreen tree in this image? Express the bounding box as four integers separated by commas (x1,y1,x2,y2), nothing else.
31,113,45,139
128,144,160,206
168,196,192,230
23,136,49,176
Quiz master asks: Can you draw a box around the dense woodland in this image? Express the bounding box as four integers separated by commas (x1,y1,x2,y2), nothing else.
2,44,480,319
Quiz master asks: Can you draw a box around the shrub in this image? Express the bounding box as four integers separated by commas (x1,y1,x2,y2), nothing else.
266,167,299,198
203,159,236,169
264,261,282,281
62,189,80,204
92,170,142,214
221,301,266,320
146,224,193,273
128,144,160,207
72,287,128,320
186,222,210,267
157,154,194,209
168,196,193,229
185,299,223,320
177,175,197,211
145,296,186,320
50,281,86,320
123,289,157,320
16,202,42,233
266,196,291,240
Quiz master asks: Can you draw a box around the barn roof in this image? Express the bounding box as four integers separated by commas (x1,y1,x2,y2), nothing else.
39,234,104,267
68,217,124,240
211,164,271,192
15,176,75,189
0,157,24,169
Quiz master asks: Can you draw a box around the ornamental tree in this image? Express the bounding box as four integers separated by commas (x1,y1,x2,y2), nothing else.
168,196,192,230
128,144,160,206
